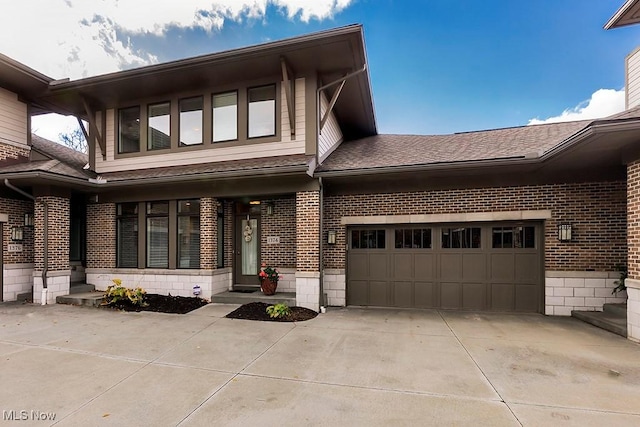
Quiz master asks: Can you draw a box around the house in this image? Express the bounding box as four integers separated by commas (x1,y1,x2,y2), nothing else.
1,9,640,342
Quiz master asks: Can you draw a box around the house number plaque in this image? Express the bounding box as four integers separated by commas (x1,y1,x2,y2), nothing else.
266,236,280,244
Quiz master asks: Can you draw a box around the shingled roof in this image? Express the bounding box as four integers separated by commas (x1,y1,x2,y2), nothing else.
317,106,640,173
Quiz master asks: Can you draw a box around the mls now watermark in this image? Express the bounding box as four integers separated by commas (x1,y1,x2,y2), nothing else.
3,410,56,421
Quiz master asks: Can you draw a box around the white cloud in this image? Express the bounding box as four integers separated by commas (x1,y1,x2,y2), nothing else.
0,0,353,80
528,89,626,125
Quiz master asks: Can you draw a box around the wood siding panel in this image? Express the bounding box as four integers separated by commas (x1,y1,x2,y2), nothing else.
0,88,28,145
95,79,306,174
318,92,343,161
627,48,640,109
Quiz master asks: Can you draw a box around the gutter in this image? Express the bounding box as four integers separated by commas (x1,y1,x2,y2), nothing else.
3,179,49,305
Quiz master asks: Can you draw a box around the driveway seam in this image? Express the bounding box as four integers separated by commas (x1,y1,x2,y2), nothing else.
175,321,299,426
509,401,640,417
438,310,524,427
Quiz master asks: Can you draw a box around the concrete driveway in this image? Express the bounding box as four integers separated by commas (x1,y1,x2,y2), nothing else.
0,303,639,426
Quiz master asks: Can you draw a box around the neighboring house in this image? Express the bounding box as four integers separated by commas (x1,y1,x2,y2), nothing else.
0,13,639,341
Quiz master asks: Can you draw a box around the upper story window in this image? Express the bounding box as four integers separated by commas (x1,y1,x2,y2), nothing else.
213,91,238,142
118,106,140,153
248,85,276,138
148,102,171,150
179,97,203,146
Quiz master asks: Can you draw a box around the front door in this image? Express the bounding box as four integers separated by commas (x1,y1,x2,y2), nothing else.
234,214,261,287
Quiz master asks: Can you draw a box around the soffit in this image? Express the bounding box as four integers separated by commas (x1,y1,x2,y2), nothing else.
605,0,640,29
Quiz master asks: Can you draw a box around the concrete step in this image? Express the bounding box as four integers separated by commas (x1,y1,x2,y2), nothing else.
69,283,96,294
571,310,627,338
56,291,105,307
211,290,296,306
603,303,627,317
16,292,32,302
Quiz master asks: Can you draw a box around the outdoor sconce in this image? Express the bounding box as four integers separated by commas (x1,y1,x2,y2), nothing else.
24,213,34,227
558,224,572,242
327,230,337,245
11,226,24,242
265,202,274,216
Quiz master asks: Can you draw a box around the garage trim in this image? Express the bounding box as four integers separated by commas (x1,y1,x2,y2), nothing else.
341,210,552,225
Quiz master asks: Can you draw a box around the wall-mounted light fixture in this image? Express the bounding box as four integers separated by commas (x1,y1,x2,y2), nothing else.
24,213,34,227
265,202,274,216
558,224,572,242
327,230,337,245
11,226,24,242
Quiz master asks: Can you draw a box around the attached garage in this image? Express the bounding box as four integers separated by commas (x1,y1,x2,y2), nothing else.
347,222,543,312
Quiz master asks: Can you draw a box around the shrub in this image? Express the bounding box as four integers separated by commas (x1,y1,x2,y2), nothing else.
103,278,148,308
266,303,291,319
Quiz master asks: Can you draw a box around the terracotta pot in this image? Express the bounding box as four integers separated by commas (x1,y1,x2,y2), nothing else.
260,279,277,296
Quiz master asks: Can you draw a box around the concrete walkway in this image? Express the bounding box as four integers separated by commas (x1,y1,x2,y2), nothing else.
0,303,639,426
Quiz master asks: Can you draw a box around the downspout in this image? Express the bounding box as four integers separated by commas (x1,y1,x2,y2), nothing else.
318,177,325,313
3,179,49,305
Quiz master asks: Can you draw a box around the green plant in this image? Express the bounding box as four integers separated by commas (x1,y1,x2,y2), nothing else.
612,267,628,295
103,278,148,307
259,263,282,283
266,303,291,319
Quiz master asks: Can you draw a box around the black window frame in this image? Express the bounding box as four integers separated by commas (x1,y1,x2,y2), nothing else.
118,106,141,154
116,202,139,268
145,201,170,269
247,84,277,139
177,199,201,269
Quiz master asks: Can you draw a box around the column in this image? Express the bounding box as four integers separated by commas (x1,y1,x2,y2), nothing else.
295,190,320,311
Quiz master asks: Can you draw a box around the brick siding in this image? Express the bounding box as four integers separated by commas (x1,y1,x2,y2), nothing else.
0,144,29,161
86,203,116,268
261,196,296,268
0,197,34,264
224,200,233,268
200,197,218,269
296,191,320,271
34,196,70,271
324,181,626,271
629,161,640,279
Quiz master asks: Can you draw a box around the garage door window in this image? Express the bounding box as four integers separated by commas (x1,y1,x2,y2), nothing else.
351,230,385,249
442,227,481,249
492,226,535,248
394,228,431,248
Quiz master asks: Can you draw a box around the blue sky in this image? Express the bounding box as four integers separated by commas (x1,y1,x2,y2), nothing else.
2,0,639,140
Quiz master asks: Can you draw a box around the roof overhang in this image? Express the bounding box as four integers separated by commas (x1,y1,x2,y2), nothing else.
605,0,640,29
40,25,377,139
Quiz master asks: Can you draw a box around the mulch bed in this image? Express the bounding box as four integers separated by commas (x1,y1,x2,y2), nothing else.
102,293,208,314
226,302,318,322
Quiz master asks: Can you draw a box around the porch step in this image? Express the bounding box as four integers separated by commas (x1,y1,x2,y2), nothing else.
572,305,627,338
56,291,105,307
211,290,296,306
16,292,32,302
69,283,95,294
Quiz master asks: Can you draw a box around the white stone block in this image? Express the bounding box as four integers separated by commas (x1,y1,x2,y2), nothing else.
574,288,594,297
545,296,564,306
584,278,605,288
554,306,573,316
545,278,564,288
554,288,574,297
594,288,613,298
565,278,585,288
584,297,605,308
565,297,585,307
545,306,554,315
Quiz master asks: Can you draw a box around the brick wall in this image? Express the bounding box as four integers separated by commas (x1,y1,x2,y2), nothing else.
296,191,320,271
200,197,217,269
224,200,233,268
629,161,640,280
0,143,29,161
86,203,116,269
261,196,296,268
324,181,626,271
0,197,34,264
34,196,70,271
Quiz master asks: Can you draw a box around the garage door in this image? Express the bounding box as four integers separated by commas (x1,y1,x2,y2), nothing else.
347,223,542,312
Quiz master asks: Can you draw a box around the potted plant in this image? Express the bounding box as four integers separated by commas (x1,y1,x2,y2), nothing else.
259,263,281,295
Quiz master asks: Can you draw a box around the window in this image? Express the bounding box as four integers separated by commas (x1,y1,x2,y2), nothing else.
148,102,171,150
217,204,224,268
179,97,203,146
177,200,200,269
248,85,276,138
351,229,385,249
442,227,481,249
118,106,140,153
146,202,169,268
394,228,432,249
213,92,238,142
117,203,138,268
492,226,535,249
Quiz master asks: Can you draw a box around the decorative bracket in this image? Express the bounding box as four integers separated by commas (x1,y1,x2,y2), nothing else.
280,56,295,136
317,65,367,134
82,97,106,160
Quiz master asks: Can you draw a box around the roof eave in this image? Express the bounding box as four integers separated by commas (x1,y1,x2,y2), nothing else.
605,0,640,29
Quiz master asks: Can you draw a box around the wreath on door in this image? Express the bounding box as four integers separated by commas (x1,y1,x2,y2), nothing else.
243,223,253,242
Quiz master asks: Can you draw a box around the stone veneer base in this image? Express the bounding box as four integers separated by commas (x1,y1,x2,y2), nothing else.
33,271,70,304
625,278,640,343
2,263,34,302
545,271,627,316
